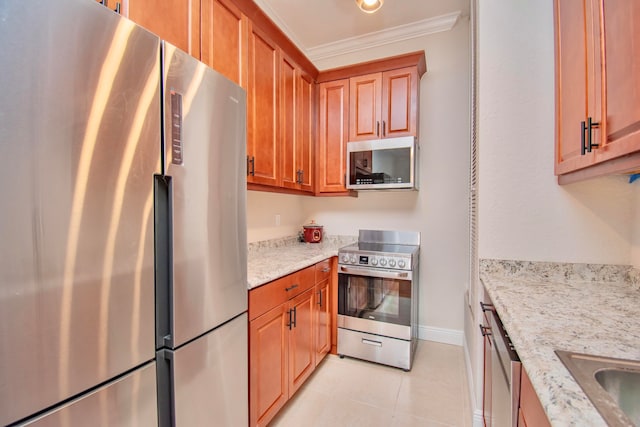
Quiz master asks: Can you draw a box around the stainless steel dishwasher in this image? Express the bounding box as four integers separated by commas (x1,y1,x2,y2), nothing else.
481,303,522,427
489,307,522,427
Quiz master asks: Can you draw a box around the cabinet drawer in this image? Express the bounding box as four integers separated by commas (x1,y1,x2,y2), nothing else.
315,259,331,283
249,265,315,321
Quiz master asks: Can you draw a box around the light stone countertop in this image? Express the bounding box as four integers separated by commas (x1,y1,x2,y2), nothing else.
247,235,356,289
480,259,640,427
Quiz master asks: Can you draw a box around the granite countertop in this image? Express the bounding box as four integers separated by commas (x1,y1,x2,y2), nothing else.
247,235,356,289
480,260,640,427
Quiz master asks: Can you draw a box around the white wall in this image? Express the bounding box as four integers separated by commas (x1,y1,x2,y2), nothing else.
246,191,306,242
247,9,472,340
477,0,636,265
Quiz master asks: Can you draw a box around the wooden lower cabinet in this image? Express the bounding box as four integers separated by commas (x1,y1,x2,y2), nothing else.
287,289,316,396
314,260,332,363
519,368,551,427
249,260,334,427
249,304,288,427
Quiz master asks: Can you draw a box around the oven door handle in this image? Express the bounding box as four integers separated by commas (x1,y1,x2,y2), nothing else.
339,265,411,280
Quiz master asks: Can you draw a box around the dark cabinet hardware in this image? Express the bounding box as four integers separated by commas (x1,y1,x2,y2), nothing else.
376,121,380,136
317,290,322,307
287,309,293,330
382,120,386,137
479,324,492,337
291,307,297,328
581,117,600,155
285,284,299,292
480,302,494,313
247,156,255,176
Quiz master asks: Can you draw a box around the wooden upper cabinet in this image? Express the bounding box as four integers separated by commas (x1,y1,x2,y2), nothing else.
597,1,640,162
317,79,350,193
247,23,279,187
349,73,382,141
554,0,601,175
279,54,299,190
349,67,419,142
95,0,124,14
297,73,315,192
555,0,640,183
281,59,314,193
201,0,245,84
201,0,248,88
383,67,419,138
128,0,200,57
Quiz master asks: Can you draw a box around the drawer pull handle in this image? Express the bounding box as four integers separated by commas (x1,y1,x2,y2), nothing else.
362,339,382,347
321,267,330,273
479,324,492,337
480,302,494,313
285,284,299,292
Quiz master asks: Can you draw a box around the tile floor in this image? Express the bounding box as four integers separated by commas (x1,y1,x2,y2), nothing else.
270,340,473,427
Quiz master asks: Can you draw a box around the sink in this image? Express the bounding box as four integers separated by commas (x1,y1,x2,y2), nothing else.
556,350,640,427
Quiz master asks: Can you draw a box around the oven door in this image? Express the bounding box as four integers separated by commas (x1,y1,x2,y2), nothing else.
338,265,412,340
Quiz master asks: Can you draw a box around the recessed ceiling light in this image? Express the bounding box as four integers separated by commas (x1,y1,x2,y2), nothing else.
355,0,384,14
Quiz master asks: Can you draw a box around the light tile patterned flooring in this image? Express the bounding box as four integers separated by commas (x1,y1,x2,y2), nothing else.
270,340,473,427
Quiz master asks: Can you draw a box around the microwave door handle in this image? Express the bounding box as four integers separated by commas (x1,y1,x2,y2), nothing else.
339,265,409,280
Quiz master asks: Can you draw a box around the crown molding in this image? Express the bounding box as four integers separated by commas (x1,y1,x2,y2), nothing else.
307,11,461,62
252,0,307,53
251,2,461,64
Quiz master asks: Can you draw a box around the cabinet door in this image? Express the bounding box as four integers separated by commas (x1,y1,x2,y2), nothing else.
95,0,125,15
519,368,551,427
297,73,315,192
554,0,602,175
279,54,298,190
382,67,419,138
314,279,331,365
349,73,382,141
317,79,349,193
201,0,247,88
128,0,200,57
287,288,315,398
249,304,288,427
597,1,640,161
247,23,279,187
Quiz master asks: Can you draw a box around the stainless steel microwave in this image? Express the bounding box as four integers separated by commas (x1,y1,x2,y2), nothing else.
346,136,419,190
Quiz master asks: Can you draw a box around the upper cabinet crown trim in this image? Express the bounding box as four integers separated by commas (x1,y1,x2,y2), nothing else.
317,51,426,83
307,11,461,63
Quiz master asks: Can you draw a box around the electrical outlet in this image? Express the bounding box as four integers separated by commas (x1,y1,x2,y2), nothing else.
275,214,281,226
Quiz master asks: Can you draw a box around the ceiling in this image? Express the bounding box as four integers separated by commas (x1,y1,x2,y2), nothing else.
254,0,470,62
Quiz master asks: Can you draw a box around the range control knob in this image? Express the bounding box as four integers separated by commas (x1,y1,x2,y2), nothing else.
340,254,350,264
349,255,357,264
388,259,396,268
371,257,378,266
379,258,387,267
398,260,406,269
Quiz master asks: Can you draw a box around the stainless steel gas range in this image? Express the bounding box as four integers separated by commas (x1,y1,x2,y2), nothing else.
337,230,420,371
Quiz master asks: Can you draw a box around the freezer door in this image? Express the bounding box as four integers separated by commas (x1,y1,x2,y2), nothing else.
21,362,158,427
161,43,248,347
157,313,248,426
0,1,161,425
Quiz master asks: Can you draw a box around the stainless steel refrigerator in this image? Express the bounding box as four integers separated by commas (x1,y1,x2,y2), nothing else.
0,0,248,426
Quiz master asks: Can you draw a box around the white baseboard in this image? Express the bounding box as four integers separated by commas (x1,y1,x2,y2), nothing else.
463,336,484,427
418,325,464,346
